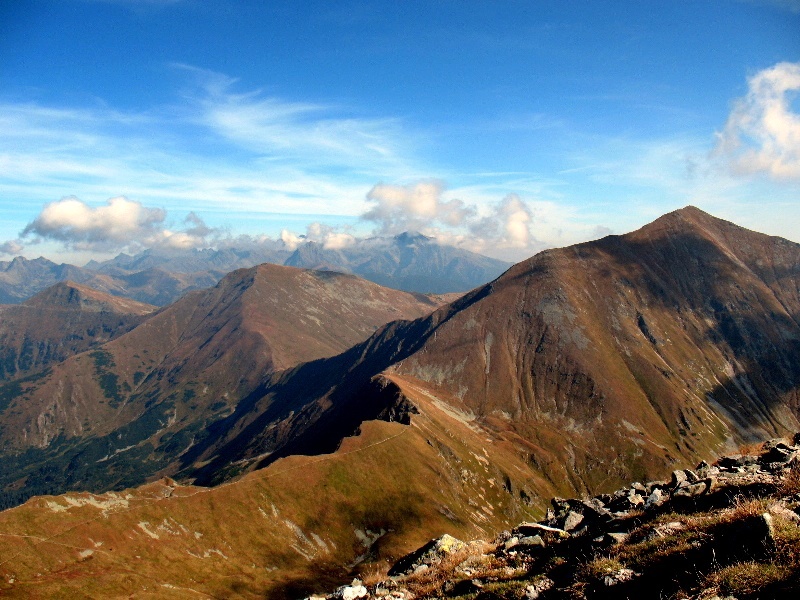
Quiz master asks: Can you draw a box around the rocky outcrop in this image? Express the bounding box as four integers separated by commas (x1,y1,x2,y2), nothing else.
309,436,800,599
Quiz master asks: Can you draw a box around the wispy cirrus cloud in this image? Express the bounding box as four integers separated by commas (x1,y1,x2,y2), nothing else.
0,74,425,257
176,64,416,173
0,65,423,236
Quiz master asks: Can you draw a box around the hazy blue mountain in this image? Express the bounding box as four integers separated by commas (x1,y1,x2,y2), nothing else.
284,232,512,293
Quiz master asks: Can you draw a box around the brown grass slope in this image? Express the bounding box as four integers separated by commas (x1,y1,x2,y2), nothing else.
389,205,800,492
0,264,448,502
0,387,542,599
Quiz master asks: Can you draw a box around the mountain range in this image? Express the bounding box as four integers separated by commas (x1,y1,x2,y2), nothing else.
166,206,800,494
0,207,797,597
0,255,220,306
0,264,452,504
0,232,511,306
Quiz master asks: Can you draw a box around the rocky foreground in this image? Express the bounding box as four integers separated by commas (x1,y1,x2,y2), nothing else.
311,437,800,600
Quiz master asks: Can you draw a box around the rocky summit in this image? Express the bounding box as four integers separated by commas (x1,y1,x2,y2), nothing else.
311,435,800,599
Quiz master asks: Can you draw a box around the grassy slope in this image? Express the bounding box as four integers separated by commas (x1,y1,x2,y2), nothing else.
0,380,542,599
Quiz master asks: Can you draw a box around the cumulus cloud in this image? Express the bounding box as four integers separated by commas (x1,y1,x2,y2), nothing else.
498,194,533,248
306,222,356,250
19,196,221,253
715,61,800,179
22,196,166,247
358,180,549,259
280,222,356,251
0,240,24,256
362,180,476,233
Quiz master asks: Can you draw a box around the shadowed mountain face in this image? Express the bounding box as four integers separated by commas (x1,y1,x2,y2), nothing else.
0,282,155,383
175,207,800,497
0,264,449,504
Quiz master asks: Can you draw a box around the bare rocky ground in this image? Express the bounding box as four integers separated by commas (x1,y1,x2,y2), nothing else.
311,435,800,600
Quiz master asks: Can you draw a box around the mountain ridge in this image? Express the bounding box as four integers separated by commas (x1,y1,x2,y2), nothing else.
0,263,453,503
1,233,511,305
171,206,800,495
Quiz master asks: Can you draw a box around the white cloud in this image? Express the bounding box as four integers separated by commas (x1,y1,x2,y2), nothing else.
0,240,24,256
322,232,356,250
279,222,356,252
0,68,416,242
715,61,800,179
22,197,166,245
280,228,304,251
306,222,356,250
178,64,414,173
19,196,223,252
359,180,567,260
499,194,532,247
362,180,476,233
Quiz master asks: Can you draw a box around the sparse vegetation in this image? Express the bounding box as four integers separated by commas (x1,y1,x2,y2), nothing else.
706,561,788,597
306,435,800,600
91,350,126,407
583,556,625,580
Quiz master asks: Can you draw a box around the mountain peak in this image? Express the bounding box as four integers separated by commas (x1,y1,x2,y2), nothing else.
394,231,431,245
636,205,772,236
24,281,156,315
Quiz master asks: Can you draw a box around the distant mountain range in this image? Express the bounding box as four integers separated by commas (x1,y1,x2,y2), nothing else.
0,233,512,306
0,207,798,597
282,231,511,294
0,255,221,306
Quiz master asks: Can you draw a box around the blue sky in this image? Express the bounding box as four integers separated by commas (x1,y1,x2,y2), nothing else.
1,0,799,264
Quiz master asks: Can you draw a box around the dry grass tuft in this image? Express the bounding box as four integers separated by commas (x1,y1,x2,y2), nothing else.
716,496,770,525
401,546,476,595
581,556,625,581
401,541,501,596
772,511,800,565
358,561,391,586
706,561,787,596
780,464,800,495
